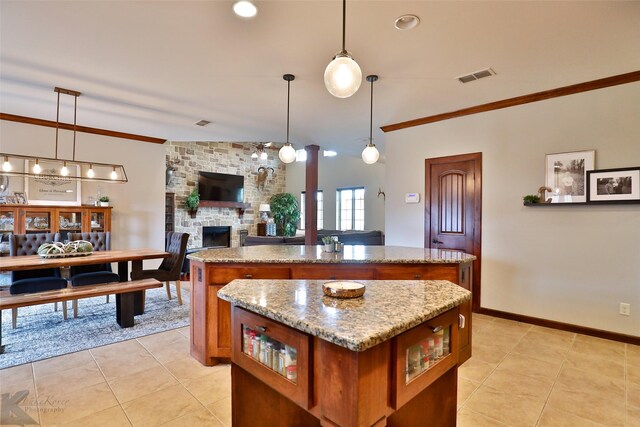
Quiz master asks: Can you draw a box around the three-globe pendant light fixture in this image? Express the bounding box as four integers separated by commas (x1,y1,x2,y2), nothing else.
240,0,373,165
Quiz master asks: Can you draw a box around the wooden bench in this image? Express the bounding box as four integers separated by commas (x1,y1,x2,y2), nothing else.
0,278,162,332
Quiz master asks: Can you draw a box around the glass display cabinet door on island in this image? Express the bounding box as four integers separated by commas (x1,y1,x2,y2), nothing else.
232,306,311,410
242,325,298,383
393,308,459,409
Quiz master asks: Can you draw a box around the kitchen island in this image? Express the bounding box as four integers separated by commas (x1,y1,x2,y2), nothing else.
188,245,476,366
218,278,472,427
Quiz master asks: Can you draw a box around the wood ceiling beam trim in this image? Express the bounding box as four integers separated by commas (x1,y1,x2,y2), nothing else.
0,112,166,144
381,70,640,133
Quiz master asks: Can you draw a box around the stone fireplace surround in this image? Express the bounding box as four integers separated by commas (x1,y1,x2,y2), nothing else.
165,141,286,248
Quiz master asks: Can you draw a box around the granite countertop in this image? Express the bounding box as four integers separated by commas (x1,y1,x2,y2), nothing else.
188,245,476,264
217,279,471,352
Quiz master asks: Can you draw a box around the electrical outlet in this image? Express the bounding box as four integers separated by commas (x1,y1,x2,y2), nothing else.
619,303,631,316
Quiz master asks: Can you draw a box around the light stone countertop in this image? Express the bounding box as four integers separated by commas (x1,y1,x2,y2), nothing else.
188,245,476,264
217,279,471,352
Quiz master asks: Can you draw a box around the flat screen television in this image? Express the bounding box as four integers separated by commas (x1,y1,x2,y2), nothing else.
198,171,244,203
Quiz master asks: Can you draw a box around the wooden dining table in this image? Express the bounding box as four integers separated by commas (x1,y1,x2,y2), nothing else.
0,248,170,353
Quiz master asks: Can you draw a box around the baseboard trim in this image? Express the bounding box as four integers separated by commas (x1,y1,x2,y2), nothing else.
477,307,640,346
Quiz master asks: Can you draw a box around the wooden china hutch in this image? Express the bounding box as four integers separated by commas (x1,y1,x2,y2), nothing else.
0,204,112,255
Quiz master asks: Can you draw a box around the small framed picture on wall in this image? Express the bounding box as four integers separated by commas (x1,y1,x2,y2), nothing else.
587,167,640,204
545,150,595,203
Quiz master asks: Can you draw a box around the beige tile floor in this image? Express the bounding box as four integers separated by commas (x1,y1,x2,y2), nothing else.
0,313,638,426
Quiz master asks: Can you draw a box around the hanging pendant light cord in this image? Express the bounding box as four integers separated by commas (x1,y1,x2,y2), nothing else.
286,79,291,144
369,78,374,143
55,91,60,160
341,0,346,53
72,94,77,161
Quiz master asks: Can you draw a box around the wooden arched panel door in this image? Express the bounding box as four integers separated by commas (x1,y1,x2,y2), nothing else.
425,153,482,311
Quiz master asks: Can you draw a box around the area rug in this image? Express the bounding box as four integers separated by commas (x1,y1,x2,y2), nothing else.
0,286,190,369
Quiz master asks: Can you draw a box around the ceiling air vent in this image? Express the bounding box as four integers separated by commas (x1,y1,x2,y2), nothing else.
194,120,211,127
457,68,496,84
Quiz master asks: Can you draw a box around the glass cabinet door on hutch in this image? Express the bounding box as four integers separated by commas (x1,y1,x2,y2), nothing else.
24,208,52,234
88,209,106,232
58,209,83,241
0,206,16,256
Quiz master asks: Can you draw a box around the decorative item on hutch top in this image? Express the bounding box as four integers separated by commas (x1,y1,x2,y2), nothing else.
545,150,595,203
0,87,128,187
587,167,640,204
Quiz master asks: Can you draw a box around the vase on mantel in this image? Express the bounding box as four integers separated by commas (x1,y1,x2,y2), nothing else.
188,208,197,219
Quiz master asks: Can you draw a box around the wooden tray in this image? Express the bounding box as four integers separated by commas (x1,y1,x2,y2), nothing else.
322,281,366,299
39,252,93,259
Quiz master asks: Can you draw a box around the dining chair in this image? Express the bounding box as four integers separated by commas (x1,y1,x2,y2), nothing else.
9,233,68,328
131,232,189,305
64,232,120,317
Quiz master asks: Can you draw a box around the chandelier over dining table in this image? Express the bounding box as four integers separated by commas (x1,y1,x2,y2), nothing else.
0,87,128,183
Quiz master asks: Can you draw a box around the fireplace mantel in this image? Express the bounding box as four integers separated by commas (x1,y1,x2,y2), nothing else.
199,201,251,216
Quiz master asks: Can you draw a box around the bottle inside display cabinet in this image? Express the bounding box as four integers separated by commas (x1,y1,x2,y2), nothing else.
242,325,298,383
406,327,451,384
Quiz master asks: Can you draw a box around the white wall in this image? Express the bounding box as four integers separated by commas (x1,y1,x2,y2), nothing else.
0,121,166,255
384,83,640,337
285,154,386,231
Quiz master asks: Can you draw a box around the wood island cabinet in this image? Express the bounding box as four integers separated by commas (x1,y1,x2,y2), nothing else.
230,305,461,427
190,259,473,367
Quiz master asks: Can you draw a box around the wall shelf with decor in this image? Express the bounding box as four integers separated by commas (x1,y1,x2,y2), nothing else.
523,202,587,207
523,201,640,206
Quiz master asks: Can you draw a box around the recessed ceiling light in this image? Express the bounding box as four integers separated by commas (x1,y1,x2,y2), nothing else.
394,14,420,30
233,1,257,18
194,119,211,127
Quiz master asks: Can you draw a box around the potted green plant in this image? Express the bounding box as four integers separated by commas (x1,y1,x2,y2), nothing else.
185,189,200,218
321,235,334,252
522,194,541,205
99,196,110,207
269,193,300,237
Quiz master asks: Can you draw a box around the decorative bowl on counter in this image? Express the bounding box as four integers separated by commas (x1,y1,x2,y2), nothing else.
322,281,366,299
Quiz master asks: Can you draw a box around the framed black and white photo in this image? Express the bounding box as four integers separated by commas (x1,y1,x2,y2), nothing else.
545,150,595,203
587,167,640,204
14,192,28,204
24,160,81,206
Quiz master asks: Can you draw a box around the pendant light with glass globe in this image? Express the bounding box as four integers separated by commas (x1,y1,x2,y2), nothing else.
362,75,380,164
278,74,297,163
324,0,362,98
